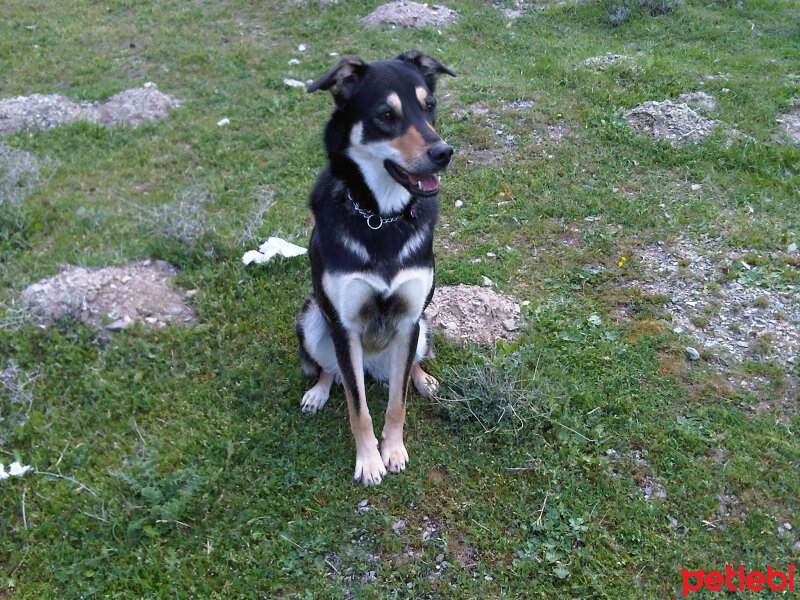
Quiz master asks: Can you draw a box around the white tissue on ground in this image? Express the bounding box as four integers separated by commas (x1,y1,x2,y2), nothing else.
0,461,32,480
242,237,307,265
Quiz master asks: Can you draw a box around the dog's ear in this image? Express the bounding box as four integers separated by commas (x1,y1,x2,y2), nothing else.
307,57,367,106
396,50,455,91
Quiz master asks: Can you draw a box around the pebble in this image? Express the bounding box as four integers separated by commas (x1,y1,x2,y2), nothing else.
788,242,797,253
298,44,306,52
105,318,129,331
283,78,306,89
685,347,701,361
784,522,793,531
502,318,518,331
288,58,300,65
454,199,463,208
391,519,406,531
436,553,445,564
217,117,230,126
691,183,702,191
482,276,494,287
358,499,368,508
605,448,618,458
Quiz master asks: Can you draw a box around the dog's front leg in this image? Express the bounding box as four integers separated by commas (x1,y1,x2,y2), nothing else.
330,323,386,485
381,322,420,474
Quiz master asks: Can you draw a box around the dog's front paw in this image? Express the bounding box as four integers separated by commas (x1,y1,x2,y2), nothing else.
301,385,329,415
381,439,409,474
354,448,387,485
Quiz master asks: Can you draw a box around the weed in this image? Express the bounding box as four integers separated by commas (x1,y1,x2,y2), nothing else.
0,361,39,443
753,296,770,309
121,185,214,252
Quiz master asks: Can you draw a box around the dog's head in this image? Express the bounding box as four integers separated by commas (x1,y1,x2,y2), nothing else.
308,51,455,203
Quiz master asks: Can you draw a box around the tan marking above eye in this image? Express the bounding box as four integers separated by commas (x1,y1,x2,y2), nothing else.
389,126,428,164
386,93,403,115
415,87,429,107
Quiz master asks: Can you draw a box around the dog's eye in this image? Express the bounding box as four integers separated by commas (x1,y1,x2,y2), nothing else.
425,99,436,112
378,110,395,122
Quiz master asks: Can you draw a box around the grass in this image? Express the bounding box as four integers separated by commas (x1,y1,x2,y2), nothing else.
1,0,799,597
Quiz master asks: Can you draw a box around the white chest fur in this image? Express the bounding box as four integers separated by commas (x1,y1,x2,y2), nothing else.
322,267,433,335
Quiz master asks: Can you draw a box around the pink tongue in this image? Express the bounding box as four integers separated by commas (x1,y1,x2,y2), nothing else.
408,173,439,192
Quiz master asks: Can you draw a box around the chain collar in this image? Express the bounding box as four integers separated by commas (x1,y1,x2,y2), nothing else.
347,190,415,230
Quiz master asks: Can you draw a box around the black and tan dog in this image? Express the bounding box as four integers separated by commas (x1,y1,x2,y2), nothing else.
295,51,455,485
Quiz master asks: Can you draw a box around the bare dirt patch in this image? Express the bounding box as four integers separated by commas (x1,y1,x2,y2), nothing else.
584,53,635,70
453,100,572,166
426,284,523,344
778,104,800,144
628,239,799,370
20,260,196,331
0,83,181,135
360,1,460,29
623,100,721,146
675,91,717,113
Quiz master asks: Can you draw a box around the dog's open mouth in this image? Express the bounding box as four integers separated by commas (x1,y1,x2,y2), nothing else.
384,160,441,197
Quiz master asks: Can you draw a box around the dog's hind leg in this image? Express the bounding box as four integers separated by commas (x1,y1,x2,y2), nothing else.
380,322,420,474
301,371,334,414
330,324,386,485
410,363,438,398
410,317,438,397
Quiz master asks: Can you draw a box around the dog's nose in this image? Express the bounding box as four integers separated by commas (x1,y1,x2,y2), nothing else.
427,143,453,167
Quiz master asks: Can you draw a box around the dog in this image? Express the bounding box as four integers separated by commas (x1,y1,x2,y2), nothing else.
295,50,455,485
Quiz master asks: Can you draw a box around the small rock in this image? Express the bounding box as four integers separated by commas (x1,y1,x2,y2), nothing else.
436,553,445,564
486,252,496,258
784,522,793,531
454,199,463,208
105,318,130,331
481,276,494,287
668,516,679,528
217,117,230,126
170,307,182,315
288,58,300,65
673,326,684,334
185,289,198,298
391,519,406,531
502,318,518,331
685,347,701,361
283,78,306,89
794,540,800,551
358,499,368,508
691,183,702,191
298,44,306,52
605,448,618,458
788,242,797,253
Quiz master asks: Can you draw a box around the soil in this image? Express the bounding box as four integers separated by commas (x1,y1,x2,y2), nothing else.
623,100,721,146
675,91,717,113
426,284,523,344
584,53,634,70
0,83,181,135
628,239,799,371
779,104,800,144
20,260,196,331
360,1,460,28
